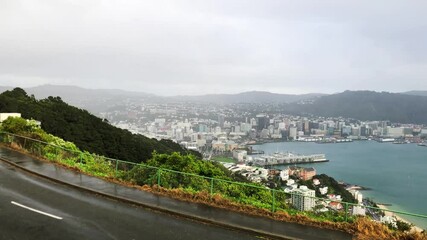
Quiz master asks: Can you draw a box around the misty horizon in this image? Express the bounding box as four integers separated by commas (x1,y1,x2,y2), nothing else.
1,83,426,97
1,1,427,95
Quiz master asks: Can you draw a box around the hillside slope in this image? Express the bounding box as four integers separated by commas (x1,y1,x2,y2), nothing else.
301,91,427,124
402,91,427,97
0,88,199,162
171,91,326,104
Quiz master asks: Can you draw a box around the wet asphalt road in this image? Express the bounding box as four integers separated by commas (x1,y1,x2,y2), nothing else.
0,147,353,240
0,161,261,240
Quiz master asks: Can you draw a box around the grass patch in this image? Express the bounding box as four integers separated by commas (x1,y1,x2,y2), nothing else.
211,156,236,163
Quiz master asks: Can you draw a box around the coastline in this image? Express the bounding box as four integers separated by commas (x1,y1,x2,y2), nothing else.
377,204,424,233
252,140,427,232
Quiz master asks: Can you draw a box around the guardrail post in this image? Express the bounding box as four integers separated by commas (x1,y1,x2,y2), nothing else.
210,178,214,197
272,189,276,213
157,169,161,187
345,202,348,222
55,145,59,160
23,137,27,150
115,160,119,177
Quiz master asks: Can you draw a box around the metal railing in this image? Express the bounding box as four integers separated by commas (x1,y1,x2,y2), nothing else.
1,131,426,229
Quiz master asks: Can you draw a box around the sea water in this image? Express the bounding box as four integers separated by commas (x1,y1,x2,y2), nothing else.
252,141,427,229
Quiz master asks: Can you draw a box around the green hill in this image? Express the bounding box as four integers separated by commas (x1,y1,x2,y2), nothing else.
298,91,427,124
0,88,200,163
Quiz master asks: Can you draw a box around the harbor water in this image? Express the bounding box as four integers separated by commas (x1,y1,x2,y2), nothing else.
252,140,427,229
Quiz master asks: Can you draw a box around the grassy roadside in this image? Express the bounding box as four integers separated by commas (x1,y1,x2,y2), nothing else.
0,118,426,239
3,141,427,239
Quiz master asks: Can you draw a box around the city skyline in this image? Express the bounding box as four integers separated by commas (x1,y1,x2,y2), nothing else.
1,1,427,96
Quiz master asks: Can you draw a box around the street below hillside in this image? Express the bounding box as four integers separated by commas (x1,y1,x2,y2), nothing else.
0,160,261,240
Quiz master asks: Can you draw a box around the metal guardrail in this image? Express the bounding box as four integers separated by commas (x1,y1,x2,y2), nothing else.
1,131,426,228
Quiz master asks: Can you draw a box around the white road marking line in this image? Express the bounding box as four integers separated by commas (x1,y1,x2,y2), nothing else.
11,201,63,220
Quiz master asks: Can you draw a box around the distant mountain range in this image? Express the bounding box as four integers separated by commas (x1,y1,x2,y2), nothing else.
298,91,427,124
1,85,427,123
0,88,199,162
16,85,161,113
402,91,427,97
170,91,326,104
0,85,326,113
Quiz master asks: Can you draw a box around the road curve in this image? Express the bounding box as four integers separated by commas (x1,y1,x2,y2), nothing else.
0,161,261,240
0,147,352,240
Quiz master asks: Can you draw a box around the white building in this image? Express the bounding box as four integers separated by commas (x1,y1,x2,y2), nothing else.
289,127,297,140
380,215,397,228
352,206,366,216
280,169,289,181
233,150,247,162
313,179,320,186
349,190,363,204
154,118,166,127
196,139,207,148
0,113,21,122
180,141,198,151
387,127,404,138
260,129,270,139
319,186,328,195
291,185,316,211
286,179,295,186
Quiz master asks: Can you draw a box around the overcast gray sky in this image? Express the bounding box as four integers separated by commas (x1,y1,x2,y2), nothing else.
1,0,426,95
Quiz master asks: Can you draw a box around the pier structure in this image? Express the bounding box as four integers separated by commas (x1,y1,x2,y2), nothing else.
248,152,328,166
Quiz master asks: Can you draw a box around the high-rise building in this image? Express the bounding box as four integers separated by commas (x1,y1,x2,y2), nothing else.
218,114,225,128
256,114,269,131
198,124,208,133
303,120,310,135
250,118,257,127
291,186,316,211
351,127,361,136
289,127,297,140
360,126,367,136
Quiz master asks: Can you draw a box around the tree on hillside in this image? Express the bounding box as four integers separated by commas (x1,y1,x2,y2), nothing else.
0,88,200,163
0,117,30,134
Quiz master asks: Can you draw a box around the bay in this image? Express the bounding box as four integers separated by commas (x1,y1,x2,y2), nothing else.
252,141,427,229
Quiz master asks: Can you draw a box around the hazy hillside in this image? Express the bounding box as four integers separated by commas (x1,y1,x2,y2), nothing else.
170,91,326,104
402,91,427,97
0,88,199,162
302,91,427,124
3,85,426,123
23,84,161,113
0,86,13,93
0,85,325,114
0,85,326,113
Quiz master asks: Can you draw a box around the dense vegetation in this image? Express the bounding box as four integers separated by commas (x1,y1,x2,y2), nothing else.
0,117,116,177
300,174,356,203
0,117,287,211
0,88,200,163
297,91,427,124
1,118,425,239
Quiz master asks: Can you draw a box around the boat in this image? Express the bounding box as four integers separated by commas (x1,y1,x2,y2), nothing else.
377,138,395,143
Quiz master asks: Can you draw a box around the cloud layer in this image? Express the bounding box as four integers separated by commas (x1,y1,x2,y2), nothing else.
1,0,426,95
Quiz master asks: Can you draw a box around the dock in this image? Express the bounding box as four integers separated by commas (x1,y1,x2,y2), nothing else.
248,152,329,166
